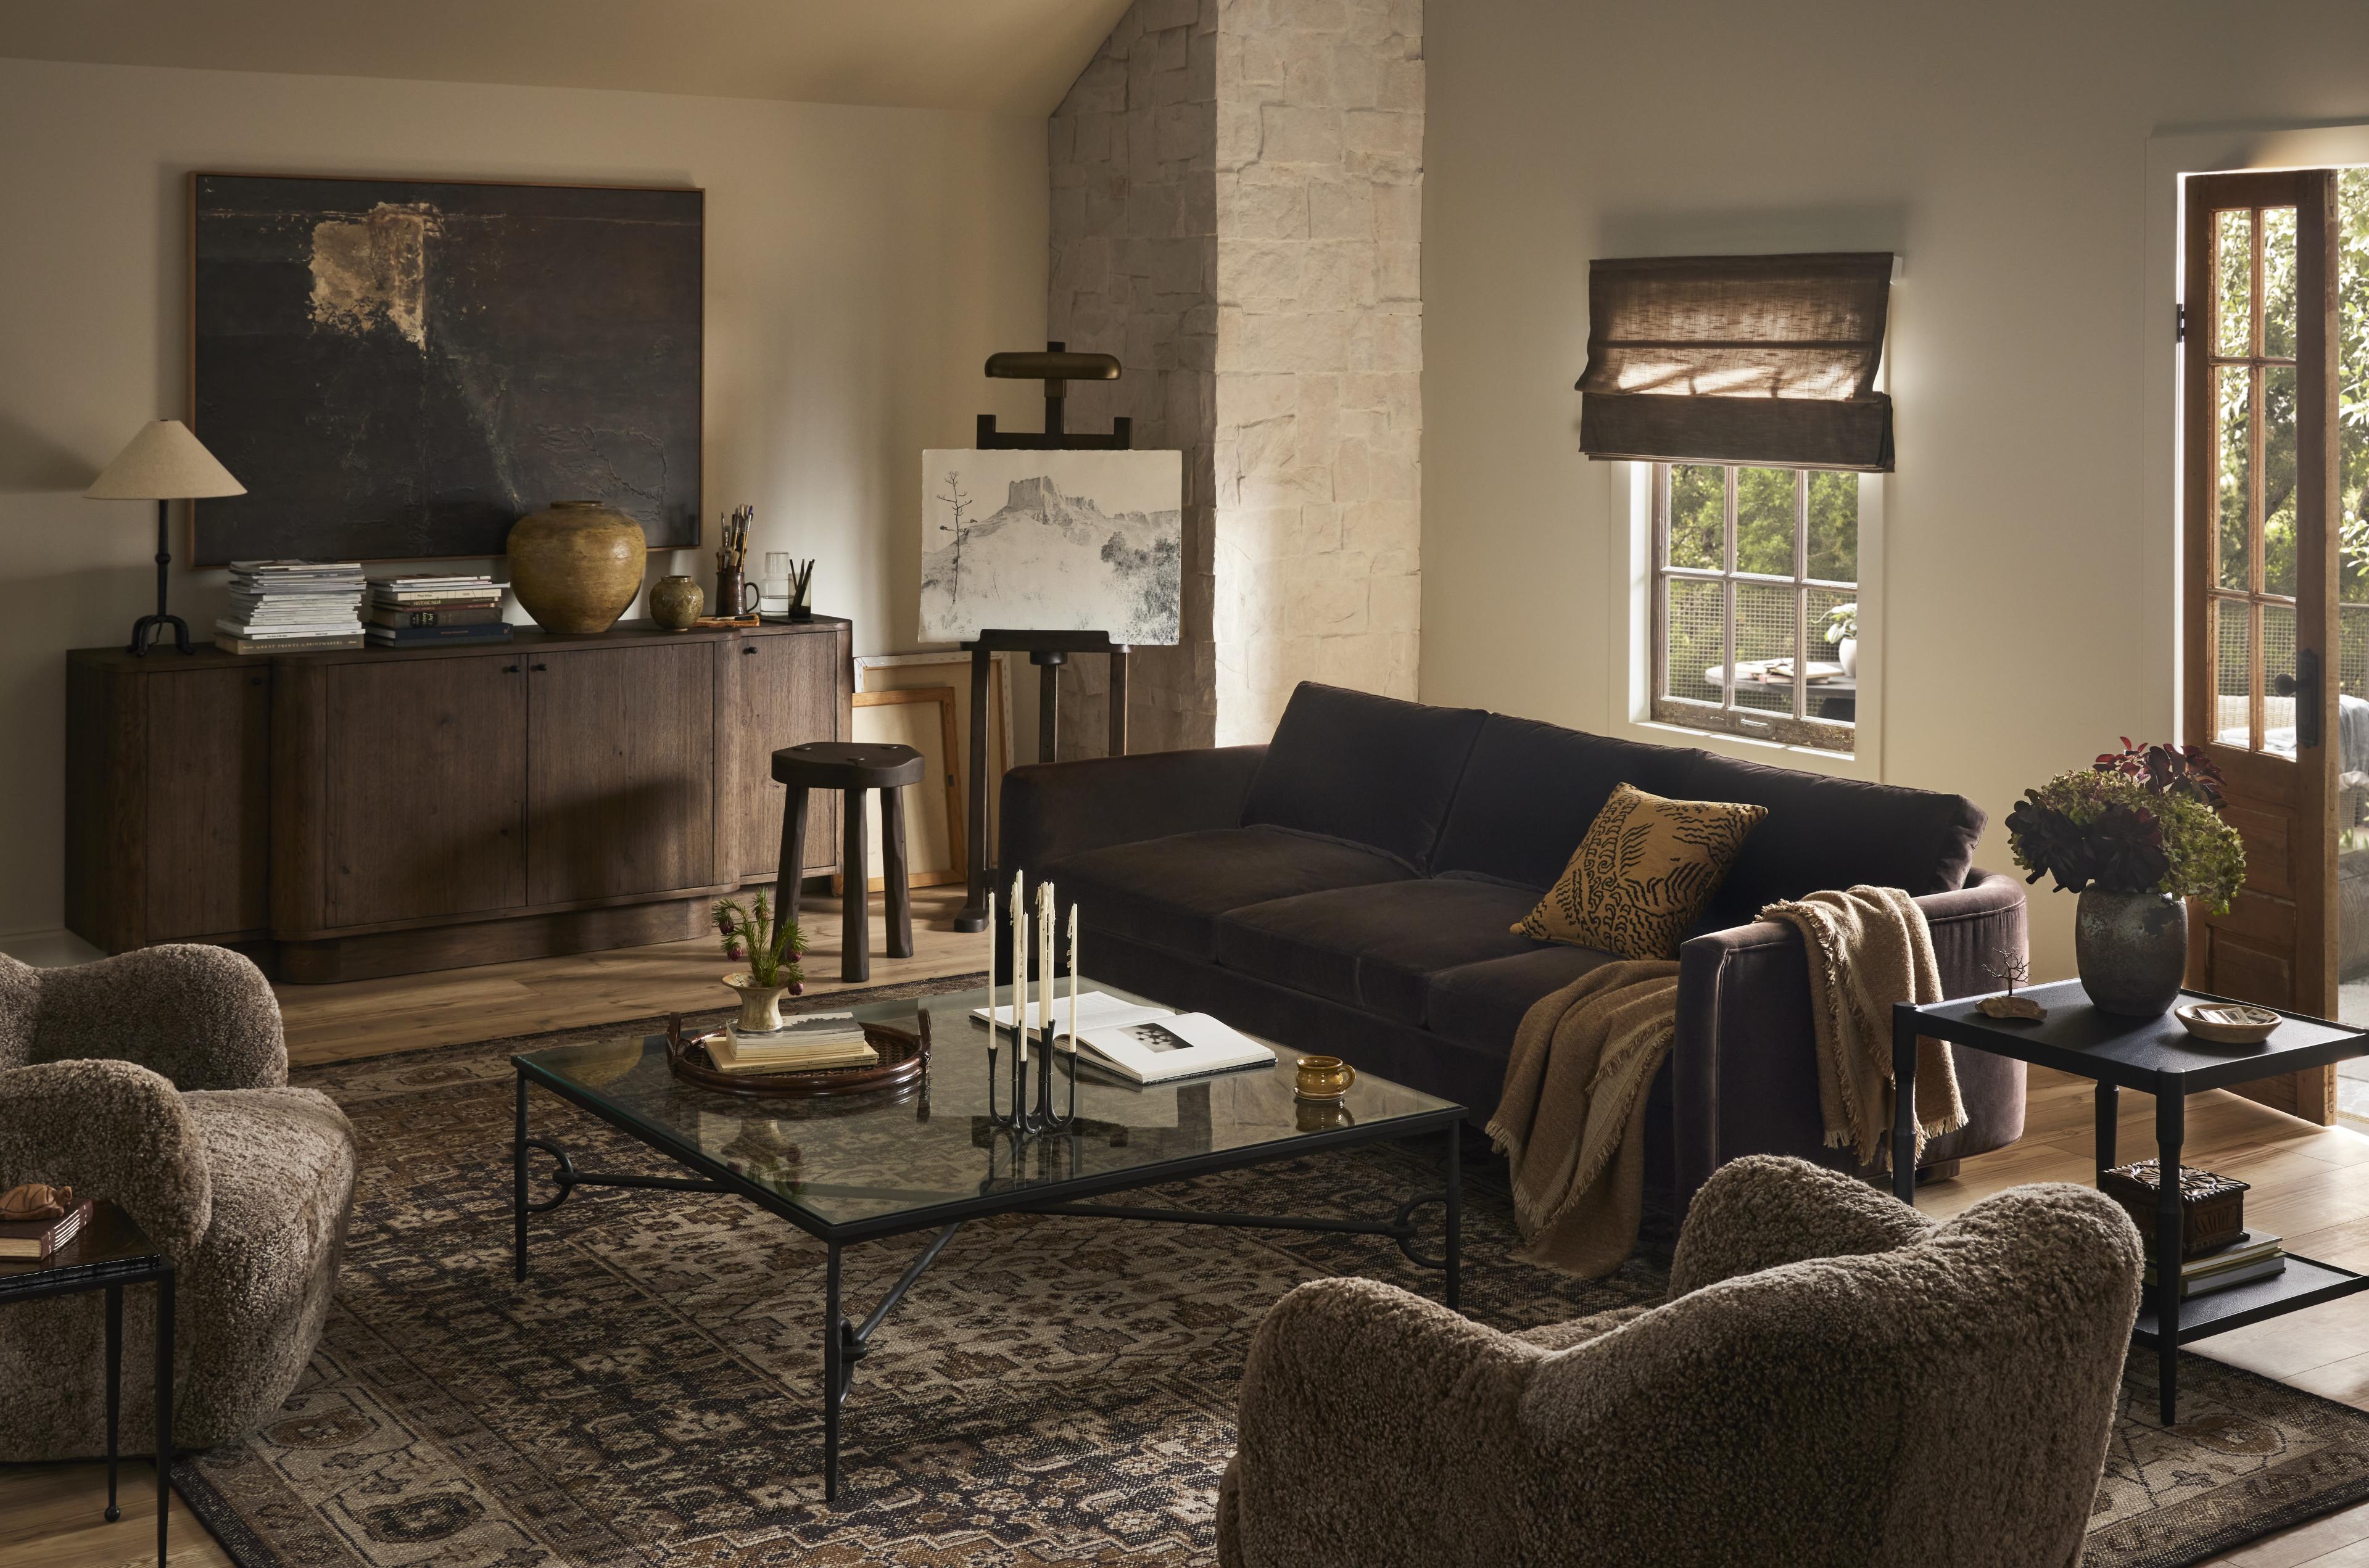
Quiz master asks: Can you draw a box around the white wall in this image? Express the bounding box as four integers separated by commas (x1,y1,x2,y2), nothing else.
0,56,1048,938
1420,0,2369,978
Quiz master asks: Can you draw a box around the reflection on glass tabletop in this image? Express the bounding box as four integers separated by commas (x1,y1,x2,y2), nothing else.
515,978,1462,1228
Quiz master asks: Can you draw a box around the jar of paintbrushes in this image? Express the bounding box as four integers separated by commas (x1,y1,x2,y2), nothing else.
714,505,759,620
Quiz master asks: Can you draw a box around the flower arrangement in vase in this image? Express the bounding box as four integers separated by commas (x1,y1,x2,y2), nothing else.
713,891,807,1033
1822,601,1858,677
2004,738,2245,1016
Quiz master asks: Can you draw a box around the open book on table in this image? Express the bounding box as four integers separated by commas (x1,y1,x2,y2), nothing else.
970,990,1276,1084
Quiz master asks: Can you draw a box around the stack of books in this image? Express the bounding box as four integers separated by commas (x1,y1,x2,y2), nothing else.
705,1012,879,1075
215,561,367,654
367,575,512,647
2144,1231,2286,1300
0,1195,94,1262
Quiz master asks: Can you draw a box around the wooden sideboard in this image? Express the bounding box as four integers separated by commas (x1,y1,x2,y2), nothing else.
67,617,852,982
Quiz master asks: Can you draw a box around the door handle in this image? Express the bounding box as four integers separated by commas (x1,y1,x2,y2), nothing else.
2273,648,2322,748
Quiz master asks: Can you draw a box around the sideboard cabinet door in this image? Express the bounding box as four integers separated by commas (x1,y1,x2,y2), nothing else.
315,657,529,928
527,643,717,904
734,627,847,883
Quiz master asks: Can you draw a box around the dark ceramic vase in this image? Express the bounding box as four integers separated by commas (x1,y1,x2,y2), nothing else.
2075,889,2188,1017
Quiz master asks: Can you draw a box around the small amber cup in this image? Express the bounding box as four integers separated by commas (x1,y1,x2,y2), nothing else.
1294,1055,1357,1100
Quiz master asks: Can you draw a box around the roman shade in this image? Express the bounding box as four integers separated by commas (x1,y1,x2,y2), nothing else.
1576,252,1895,471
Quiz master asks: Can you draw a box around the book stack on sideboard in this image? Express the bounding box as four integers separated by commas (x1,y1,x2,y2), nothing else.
217,561,366,654
368,574,513,647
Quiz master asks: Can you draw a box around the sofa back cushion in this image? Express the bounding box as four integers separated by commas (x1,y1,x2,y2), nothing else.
1669,749,1985,932
1240,683,1489,871
1431,714,1695,889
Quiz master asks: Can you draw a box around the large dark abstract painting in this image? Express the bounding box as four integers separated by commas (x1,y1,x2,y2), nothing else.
190,174,701,564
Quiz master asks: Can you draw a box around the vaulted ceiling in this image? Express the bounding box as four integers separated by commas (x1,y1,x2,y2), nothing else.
0,0,1131,116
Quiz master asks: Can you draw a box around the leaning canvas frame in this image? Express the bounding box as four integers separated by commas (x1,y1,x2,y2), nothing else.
187,171,704,565
919,448,1184,645
854,650,1014,847
843,687,964,893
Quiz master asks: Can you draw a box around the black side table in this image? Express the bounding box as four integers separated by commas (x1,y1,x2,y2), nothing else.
772,741,927,981
1892,980,2369,1426
0,1200,174,1564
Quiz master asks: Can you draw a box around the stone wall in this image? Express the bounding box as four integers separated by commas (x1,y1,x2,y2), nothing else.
1048,0,1420,754
1213,0,1423,743
1048,0,1218,756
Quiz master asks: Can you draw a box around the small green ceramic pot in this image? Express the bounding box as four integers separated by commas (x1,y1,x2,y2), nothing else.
649,574,705,631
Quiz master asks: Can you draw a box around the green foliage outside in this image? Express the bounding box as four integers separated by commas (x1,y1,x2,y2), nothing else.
2235,173,2369,608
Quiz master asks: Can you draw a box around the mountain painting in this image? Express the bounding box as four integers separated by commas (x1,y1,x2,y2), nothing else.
919,448,1183,645
189,173,702,564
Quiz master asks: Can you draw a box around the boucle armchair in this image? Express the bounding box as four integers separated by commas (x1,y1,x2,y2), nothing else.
0,945,356,1458
1218,1155,2142,1568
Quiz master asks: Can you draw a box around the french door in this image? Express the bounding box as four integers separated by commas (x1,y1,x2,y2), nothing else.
2181,169,2341,1122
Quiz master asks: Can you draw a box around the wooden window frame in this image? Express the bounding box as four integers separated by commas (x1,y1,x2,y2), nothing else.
1649,461,1857,754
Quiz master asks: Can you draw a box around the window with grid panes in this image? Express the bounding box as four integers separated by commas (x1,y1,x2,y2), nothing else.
1653,463,1859,753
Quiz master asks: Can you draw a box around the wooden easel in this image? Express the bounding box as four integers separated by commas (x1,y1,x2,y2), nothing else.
953,343,1135,933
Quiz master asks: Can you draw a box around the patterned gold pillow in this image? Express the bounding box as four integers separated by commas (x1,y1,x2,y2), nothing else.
1513,783,1769,960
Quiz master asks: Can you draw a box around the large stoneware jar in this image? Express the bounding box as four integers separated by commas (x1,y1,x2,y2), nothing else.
506,500,647,633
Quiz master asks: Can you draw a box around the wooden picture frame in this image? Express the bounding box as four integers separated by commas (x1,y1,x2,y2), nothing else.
854,650,1015,846
843,687,964,892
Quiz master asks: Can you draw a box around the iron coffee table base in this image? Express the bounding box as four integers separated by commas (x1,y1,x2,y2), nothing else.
512,1066,1462,1501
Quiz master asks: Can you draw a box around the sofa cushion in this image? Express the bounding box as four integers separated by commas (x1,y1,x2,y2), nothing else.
1213,878,1544,1025
1240,683,1489,872
1045,825,1413,962
1514,783,1769,960
1668,750,1985,933
1431,715,1695,889
1423,944,1626,1058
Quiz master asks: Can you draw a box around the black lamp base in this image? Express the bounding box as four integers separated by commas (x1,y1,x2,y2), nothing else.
128,497,194,657
128,613,192,658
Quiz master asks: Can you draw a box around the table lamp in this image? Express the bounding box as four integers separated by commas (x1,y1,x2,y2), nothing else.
86,421,246,656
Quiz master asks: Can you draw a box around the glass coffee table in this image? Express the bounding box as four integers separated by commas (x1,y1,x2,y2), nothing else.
511,977,1466,1500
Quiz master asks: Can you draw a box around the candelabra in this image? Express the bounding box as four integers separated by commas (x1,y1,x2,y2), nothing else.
985,870,1079,1136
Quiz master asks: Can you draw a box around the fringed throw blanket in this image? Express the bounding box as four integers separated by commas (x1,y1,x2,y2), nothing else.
1758,885,1966,1168
1486,960,1681,1279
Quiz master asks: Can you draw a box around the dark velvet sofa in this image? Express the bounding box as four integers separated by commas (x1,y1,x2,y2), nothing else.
1003,682,2028,1202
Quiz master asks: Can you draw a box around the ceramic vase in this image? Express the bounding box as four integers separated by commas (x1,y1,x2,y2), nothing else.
1837,637,1859,677
723,973,792,1033
2074,888,2188,1017
506,500,647,634
649,574,704,631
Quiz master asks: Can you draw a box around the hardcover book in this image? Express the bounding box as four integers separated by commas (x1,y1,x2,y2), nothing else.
0,1198,93,1261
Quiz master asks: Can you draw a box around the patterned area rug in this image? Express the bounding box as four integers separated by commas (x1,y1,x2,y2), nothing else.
171,976,2369,1568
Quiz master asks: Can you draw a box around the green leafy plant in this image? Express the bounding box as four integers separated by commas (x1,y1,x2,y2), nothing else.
713,891,806,989
1822,601,1858,645
2004,740,2246,914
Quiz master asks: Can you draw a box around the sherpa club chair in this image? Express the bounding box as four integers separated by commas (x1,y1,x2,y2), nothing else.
0,944,356,1458
1218,1155,2143,1568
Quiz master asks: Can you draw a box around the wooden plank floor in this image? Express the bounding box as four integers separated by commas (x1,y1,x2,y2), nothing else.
14,912,2369,1566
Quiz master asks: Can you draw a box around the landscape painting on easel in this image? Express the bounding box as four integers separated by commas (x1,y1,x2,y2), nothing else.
189,173,702,564
919,448,1183,645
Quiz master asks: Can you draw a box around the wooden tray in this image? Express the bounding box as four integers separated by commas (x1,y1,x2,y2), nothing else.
664,1009,930,1098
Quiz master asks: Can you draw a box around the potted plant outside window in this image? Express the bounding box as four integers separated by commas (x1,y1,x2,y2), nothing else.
1822,601,1858,678
2004,740,2246,1017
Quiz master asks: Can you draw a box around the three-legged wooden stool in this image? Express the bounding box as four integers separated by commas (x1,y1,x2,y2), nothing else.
772,741,925,982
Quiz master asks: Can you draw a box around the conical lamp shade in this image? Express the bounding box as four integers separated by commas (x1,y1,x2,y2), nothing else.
86,421,246,500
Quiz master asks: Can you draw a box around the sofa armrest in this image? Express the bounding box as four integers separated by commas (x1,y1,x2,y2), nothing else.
1000,745,1268,873
0,1060,213,1258
1666,1153,1932,1297
1218,1277,1540,1568
1669,871,2028,1207
29,944,287,1091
